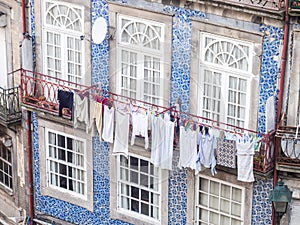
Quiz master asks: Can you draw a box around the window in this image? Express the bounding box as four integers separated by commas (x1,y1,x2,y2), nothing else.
46,129,86,196
199,33,253,128
117,15,164,105
43,0,84,84
0,143,12,190
195,175,245,225
117,154,161,223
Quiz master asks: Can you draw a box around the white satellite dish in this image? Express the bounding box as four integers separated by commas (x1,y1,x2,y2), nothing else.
92,17,108,44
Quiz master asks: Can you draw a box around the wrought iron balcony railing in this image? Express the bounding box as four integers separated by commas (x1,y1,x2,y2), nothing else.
187,0,284,11
19,68,100,118
0,86,21,125
19,68,275,174
276,126,300,167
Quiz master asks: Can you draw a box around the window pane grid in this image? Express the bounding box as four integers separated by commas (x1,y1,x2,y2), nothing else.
202,70,222,124
200,33,251,128
226,76,247,127
44,1,84,84
196,176,244,225
0,145,13,190
118,155,161,221
47,131,86,195
118,16,164,105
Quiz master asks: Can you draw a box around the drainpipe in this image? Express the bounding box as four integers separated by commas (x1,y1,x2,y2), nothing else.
21,0,34,223
272,1,290,225
27,111,34,225
22,0,27,37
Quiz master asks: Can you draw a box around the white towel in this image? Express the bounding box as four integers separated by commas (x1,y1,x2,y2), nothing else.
74,93,89,133
151,116,164,167
112,110,130,157
236,141,255,182
178,126,198,171
102,105,114,143
161,114,174,170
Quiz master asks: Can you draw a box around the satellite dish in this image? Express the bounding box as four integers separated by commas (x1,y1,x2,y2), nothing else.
92,17,108,44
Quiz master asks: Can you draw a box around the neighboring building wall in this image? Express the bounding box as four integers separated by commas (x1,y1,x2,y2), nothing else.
0,1,26,224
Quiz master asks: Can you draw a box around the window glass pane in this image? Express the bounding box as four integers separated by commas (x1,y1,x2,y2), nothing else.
196,176,244,225
232,202,241,217
232,187,242,202
210,181,219,195
46,130,86,195
118,154,161,221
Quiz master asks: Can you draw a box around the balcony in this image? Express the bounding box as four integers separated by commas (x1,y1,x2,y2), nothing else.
253,131,275,174
275,126,300,173
0,86,21,126
19,68,275,174
187,0,284,11
19,68,100,118
289,0,300,15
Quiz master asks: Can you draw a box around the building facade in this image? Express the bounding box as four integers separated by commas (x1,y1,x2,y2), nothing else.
0,0,26,224
9,0,300,225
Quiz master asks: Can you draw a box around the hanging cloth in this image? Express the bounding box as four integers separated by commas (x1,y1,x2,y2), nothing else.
131,110,149,149
89,100,103,140
177,126,198,171
160,114,174,170
112,110,130,157
57,89,74,119
102,104,114,143
196,128,217,176
150,116,164,167
236,140,255,182
216,139,236,169
74,93,89,133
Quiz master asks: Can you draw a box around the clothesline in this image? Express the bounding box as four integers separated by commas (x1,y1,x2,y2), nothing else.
94,89,269,139
69,85,269,140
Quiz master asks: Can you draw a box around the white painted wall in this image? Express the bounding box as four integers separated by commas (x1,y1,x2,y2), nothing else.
0,27,7,88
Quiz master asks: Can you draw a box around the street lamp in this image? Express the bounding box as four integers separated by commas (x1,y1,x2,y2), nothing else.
269,181,292,224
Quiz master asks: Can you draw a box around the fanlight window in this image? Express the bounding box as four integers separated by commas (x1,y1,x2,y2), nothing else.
45,1,83,32
203,36,251,72
120,18,163,50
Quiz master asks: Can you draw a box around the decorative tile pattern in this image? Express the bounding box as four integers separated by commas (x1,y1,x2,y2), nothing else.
91,0,110,92
258,25,284,133
163,6,206,113
251,177,273,225
168,150,187,225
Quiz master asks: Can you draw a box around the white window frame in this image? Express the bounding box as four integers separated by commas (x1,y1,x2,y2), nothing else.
198,32,253,128
45,128,87,199
42,0,85,85
39,118,93,211
117,153,162,224
116,15,165,105
0,144,13,191
195,174,245,225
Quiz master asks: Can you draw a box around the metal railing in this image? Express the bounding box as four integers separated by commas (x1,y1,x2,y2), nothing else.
253,131,275,173
0,86,21,125
19,68,275,173
276,126,300,166
187,0,285,11
19,68,100,116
